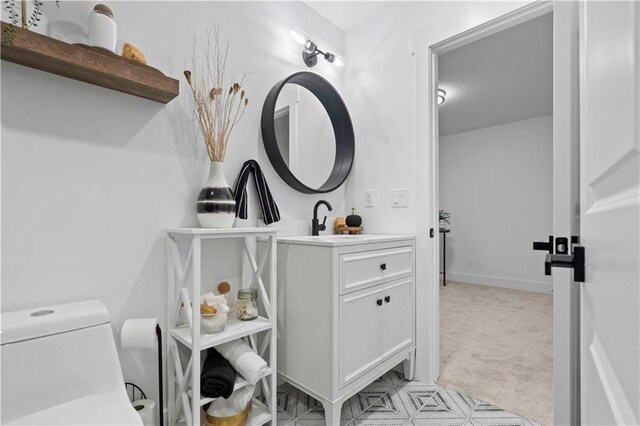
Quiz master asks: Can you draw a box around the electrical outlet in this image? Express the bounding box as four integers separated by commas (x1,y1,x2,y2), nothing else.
467,258,473,266
364,190,375,207
391,188,409,208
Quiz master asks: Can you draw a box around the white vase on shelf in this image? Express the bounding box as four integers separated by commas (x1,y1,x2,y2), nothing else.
196,161,236,228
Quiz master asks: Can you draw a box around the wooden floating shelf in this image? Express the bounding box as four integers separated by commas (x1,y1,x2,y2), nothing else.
1,22,179,103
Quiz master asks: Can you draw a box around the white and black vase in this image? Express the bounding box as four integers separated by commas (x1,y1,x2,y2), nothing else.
197,162,236,228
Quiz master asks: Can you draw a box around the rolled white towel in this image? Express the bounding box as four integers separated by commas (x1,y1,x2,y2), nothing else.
215,340,268,385
206,385,254,417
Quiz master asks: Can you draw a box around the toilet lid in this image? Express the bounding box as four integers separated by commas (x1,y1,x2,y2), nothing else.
8,390,143,426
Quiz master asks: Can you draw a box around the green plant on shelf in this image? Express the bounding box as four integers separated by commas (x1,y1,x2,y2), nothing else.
439,209,451,227
2,0,60,45
4,0,60,29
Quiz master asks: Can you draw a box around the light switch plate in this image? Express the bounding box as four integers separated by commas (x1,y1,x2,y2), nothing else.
391,188,409,208
364,190,375,207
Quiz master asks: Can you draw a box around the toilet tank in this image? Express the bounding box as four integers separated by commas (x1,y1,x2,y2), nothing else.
1,300,126,424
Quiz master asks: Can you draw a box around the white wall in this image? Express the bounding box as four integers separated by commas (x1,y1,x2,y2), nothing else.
1,0,345,404
439,115,553,293
343,1,530,380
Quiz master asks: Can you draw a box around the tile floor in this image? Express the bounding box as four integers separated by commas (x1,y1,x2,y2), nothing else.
270,371,540,426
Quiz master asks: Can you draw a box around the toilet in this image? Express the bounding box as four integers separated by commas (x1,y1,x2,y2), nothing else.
0,300,143,425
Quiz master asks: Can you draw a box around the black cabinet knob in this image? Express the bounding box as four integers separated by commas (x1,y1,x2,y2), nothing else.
376,299,383,306
380,263,387,271
384,296,391,303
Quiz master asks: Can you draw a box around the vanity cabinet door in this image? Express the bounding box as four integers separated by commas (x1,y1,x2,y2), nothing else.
340,285,383,388
381,278,413,359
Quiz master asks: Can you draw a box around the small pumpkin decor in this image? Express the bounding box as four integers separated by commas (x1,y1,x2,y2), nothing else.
346,208,362,227
184,25,249,228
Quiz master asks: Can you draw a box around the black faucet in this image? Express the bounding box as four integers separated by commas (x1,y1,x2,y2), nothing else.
312,200,333,236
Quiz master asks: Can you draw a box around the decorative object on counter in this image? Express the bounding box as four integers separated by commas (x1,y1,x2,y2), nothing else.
197,161,237,228
233,159,281,225
204,385,253,426
216,339,269,385
185,25,249,228
439,209,451,229
120,319,164,426
88,4,117,53
200,348,236,399
200,293,229,334
334,224,364,235
346,207,362,227
121,42,146,64
236,288,258,321
334,211,363,235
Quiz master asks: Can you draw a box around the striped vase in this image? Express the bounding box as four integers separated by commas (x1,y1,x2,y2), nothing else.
197,161,237,228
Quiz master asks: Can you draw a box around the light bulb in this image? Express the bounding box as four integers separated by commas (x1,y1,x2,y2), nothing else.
289,29,307,46
438,89,446,105
333,56,345,68
304,40,317,53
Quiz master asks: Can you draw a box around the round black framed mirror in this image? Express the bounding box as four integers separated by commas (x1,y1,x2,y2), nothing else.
261,72,355,194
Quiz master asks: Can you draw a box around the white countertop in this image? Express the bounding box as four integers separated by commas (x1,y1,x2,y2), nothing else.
276,234,415,247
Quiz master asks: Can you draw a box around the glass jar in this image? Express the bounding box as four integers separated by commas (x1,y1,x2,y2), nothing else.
236,288,258,321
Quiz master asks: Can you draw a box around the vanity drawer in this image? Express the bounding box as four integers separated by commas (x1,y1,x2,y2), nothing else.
339,246,413,294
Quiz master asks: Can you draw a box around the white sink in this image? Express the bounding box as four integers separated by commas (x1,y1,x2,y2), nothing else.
277,234,411,246
316,235,370,240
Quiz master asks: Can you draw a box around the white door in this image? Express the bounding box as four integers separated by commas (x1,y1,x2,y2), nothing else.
340,285,383,387
381,278,414,358
579,1,640,424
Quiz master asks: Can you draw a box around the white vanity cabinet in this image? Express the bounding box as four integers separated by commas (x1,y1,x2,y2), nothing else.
276,235,416,425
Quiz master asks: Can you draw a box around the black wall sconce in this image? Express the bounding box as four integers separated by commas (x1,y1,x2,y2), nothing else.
290,29,343,68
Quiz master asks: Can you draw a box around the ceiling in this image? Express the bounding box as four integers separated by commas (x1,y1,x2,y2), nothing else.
304,1,392,32
438,13,553,137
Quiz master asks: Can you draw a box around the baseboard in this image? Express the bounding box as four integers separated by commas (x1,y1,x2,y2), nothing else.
445,272,552,294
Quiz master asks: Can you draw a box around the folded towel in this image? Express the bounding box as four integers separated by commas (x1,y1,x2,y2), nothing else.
233,159,281,225
200,348,236,399
215,340,269,385
206,385,254,418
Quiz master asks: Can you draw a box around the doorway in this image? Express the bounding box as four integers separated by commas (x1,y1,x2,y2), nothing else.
435,12,554,425
413,2,581,425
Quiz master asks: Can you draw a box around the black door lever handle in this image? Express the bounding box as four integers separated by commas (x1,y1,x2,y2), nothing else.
545,246,585,282
533,236,554,253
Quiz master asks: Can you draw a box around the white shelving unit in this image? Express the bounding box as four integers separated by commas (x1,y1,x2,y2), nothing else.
166,228,277,426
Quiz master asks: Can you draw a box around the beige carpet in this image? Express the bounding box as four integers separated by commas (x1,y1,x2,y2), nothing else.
438,281,553,425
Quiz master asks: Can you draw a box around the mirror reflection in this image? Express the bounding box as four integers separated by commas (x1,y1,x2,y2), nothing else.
273,84,336,189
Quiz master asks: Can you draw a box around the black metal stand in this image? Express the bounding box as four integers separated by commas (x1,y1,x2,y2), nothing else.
440,228,450,286
155,325,164,426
